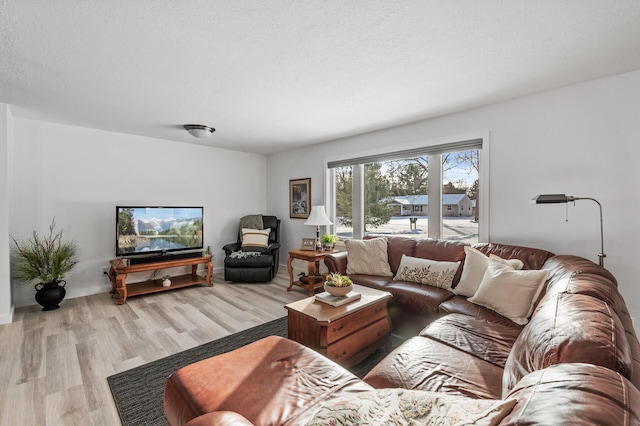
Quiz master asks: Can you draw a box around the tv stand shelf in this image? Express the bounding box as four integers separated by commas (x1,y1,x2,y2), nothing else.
108,255,213,304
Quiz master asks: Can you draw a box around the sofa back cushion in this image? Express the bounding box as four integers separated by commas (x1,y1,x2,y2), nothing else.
473,243,554,270
502,292,632,396
503,363,640,426
384,237,417,275
413,239,467,285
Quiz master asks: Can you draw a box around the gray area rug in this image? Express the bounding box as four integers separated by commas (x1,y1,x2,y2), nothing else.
107,316,404,426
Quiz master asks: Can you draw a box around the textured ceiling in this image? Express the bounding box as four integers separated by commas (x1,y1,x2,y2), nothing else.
1,1,639,155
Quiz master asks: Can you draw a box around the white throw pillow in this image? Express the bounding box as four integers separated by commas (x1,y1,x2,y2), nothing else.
394,255,460,290
306,388,516,426
468,259,549,325
240,228,270,249
454,246,524,297
345,238,393,277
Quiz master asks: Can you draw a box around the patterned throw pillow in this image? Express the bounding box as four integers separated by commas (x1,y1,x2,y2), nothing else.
241,228,271,249
394,255,461,289
306,389,517,426
345,238,393,277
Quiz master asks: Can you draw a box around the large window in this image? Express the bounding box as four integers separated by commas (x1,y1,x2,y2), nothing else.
328,138,486,244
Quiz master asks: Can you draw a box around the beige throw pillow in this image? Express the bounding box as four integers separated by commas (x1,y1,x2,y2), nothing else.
468,259,549,325
394,255,460,289
241,228,270,249
345,238,393,277
454,246,524,297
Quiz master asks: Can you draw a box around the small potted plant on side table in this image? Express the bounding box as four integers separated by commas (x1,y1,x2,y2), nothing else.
162,275,171,287
321,234,338,251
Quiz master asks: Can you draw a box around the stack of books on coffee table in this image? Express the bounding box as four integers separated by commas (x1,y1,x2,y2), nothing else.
315,291,361,307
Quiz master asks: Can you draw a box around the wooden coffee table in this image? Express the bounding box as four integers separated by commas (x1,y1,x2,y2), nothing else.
285,284,392,367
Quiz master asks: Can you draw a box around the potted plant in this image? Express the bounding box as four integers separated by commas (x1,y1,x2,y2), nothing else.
324,272,353,296
162,275,171,287
11,219,78,311
321,234,339,251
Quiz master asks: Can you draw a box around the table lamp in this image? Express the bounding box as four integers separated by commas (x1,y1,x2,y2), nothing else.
531,194,606,266
304,205,333,252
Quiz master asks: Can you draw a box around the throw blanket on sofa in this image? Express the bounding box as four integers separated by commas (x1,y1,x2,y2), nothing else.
306,389,516,426
229,251,263,259
239,214,263,231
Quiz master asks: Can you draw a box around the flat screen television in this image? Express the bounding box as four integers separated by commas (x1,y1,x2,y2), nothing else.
116,206,203,257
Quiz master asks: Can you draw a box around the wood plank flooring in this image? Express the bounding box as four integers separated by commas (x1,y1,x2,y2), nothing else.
0,270,308,426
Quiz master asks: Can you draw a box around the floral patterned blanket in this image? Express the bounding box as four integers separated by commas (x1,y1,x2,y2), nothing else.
306,389,516,426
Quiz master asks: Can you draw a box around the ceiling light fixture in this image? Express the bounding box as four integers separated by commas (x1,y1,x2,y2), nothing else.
184,124,215,138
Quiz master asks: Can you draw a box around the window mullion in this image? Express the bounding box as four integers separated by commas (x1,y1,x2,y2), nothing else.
352,164,365,239
427,154,442,239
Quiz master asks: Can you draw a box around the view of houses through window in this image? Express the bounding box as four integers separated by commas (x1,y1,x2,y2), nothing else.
332,149,479,244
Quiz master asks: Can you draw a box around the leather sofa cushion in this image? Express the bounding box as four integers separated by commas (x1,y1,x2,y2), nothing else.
363,336,504,400
420,314,522,368
439,296,527,329
502,293,632,396
385,236,417,274
413,239,467,285
473,243,554,270
347,273,393,290
543,254,617,285
164,336,373,426
224,255,274,268
384,280,454,317
502,363,640,426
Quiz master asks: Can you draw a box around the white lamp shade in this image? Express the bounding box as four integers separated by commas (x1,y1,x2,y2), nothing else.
304,205,333,226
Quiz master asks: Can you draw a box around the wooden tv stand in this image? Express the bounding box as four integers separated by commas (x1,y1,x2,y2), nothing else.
108,255,213,304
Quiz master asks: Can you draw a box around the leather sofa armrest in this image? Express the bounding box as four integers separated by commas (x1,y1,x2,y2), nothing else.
222,242,241,255
266,242,281,252
185,411,255,426
325,251,348,274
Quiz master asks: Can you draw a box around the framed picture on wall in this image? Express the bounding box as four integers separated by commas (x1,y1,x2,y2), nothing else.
290,177,311,219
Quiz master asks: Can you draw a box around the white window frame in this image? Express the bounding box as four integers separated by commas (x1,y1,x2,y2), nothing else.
325,132,490,243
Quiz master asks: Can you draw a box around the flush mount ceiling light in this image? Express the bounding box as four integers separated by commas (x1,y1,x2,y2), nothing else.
183,124,216,138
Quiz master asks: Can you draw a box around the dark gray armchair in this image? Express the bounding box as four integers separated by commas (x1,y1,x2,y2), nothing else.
222,215,281,282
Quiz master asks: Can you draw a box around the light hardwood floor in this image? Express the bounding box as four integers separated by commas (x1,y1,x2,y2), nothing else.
0,270,308,426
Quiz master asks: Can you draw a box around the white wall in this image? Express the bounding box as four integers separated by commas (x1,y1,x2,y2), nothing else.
10,119,267,307
0,104,13,323
267,70,640,324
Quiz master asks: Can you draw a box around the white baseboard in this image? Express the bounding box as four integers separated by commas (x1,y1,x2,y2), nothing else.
0,305,14,324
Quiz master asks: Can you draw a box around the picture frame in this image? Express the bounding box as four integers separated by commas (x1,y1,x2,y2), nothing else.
300,238,316,251
290,177,311,219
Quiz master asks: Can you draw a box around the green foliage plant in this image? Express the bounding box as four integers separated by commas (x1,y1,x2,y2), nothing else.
11,219,78,284
325,272,353,287
321,234,339,244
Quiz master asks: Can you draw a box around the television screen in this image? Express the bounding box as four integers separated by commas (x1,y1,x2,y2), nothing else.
116,206,203,257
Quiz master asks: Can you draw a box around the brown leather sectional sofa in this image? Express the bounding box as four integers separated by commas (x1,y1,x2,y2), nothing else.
164,238,640,425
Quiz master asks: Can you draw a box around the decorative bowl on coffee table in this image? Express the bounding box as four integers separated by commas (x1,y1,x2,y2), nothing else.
324,282,353,296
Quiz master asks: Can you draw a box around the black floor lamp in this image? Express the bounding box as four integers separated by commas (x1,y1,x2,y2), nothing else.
531,194,606,266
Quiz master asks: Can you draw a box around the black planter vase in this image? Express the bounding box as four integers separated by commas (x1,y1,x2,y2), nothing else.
35,280,66,311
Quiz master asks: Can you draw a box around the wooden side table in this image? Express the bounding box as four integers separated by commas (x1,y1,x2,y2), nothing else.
287,249,333,296
285,284,392,367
